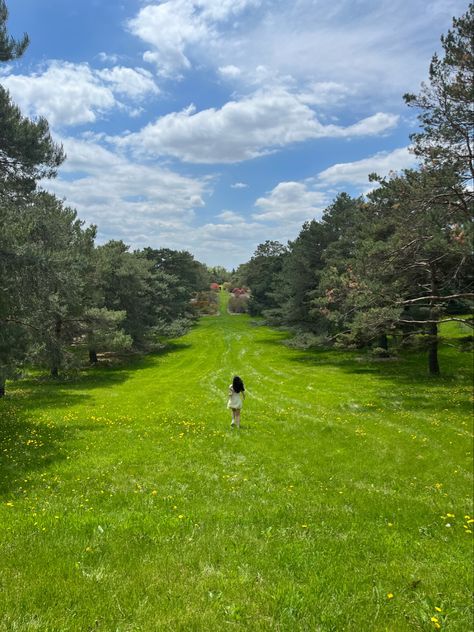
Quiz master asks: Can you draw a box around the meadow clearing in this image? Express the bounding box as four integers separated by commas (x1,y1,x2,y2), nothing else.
0,292,472,631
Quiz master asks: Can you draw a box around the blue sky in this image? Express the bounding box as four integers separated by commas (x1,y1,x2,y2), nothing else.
3,0,468,268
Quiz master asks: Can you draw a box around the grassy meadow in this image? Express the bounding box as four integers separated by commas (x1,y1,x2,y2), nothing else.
1,292,472,631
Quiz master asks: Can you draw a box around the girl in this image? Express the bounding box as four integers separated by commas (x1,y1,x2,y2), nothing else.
227,376,245,428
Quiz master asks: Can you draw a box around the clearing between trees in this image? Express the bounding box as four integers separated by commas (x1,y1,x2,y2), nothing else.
0,292,472,631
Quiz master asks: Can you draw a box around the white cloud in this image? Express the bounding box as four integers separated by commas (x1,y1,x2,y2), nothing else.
118,88,398,163
344,112,399,137
1,61,159,127
218,65,242,79
217,210,245,222
231,182,248,189
96,66,159,99
127,0,468,113
2,62,115,127
98,52,120,64
207,0,468,100
182,216,271,265
254,181,328,222
43,136,207,247
299,82,354,106
317,147,418,187
128,0,261,76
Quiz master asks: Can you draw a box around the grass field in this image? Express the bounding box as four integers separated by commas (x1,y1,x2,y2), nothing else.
1,292,472,631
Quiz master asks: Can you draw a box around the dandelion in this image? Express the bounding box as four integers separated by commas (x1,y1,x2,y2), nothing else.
387,593,394,600
435,607,442,613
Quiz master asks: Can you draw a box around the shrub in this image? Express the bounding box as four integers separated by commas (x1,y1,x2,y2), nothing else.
228,296,249,313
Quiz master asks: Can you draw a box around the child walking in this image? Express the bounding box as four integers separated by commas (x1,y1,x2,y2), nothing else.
227,376,245,428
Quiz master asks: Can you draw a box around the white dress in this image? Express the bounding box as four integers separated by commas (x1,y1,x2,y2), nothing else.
227,386,244,409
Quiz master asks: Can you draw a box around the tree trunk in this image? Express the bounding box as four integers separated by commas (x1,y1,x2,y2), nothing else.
89,349,98,364
428,264,440,376
378,333,388,350
0,377,5,397
50,317,62,377
428,321,440,375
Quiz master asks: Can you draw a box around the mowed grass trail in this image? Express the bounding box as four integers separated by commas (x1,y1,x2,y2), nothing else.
1,292,473,631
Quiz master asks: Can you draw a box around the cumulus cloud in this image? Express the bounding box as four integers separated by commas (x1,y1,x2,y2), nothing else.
98,52,120,64
128,0,261,76
218,65,242,79
43,136,207,247
206,0,468,100
127,0,467,104
118,88,398,163
182,216,271,266
317,147,418,187
231,182,248,189
96,66,159,99
217,210,245,222
254,181,328,222
1,61,159,127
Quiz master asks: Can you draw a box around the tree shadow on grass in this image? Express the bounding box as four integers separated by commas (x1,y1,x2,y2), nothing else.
6,340,192,403
0,342,193,497
0,413,110,499
285,345,472,415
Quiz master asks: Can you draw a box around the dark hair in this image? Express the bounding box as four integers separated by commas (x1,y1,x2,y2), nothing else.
232,376,245,393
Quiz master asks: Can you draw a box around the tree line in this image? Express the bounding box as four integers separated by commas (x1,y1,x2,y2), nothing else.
0,1,212,396
236,5,473,375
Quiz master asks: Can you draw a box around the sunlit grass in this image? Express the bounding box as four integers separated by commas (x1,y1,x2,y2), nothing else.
1,293,472,630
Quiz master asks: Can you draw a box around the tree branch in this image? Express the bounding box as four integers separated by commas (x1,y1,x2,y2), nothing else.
399,317,473,328
399,293,474,305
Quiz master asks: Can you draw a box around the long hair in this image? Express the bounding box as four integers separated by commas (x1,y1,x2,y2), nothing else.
232,375,245,393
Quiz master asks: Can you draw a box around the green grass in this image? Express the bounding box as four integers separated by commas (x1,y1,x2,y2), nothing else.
1,292,472,631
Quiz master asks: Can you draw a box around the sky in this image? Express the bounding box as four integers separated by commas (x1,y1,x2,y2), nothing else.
2,0,469,269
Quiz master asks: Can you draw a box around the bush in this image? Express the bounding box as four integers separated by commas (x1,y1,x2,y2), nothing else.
228,296,249,313
370,346,391,358
284,332,329,350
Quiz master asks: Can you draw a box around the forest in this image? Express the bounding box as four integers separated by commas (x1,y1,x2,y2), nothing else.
1,1,472,397
233,4,473,375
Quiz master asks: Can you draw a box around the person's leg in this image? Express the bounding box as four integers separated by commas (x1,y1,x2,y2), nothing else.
230,408,236,426
235,409,241,428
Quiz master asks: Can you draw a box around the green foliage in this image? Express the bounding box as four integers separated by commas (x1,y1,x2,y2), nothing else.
403,3,474,187
144,247,210,295
0,297,472,630
0,0,28,62
208,265,231,284
0,88,64,194
239,7,473,376
82,308,132,361
241,241,288,315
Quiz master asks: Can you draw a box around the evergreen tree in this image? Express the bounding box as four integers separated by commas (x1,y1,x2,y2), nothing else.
0,0,28,61
242,241,288,316
404,3,474,192
0,2,64,195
